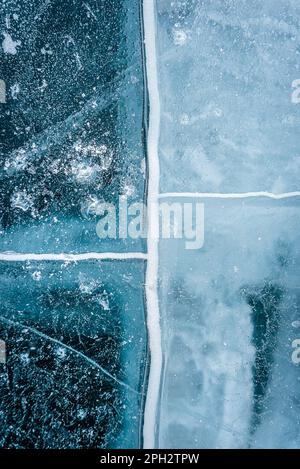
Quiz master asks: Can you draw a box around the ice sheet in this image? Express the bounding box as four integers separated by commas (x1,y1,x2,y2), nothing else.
158,197,300,448
156,0,300,193
0,259,148,448
0,0,146,253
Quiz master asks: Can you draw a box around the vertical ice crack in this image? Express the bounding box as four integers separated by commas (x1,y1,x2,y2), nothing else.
142,0,163,449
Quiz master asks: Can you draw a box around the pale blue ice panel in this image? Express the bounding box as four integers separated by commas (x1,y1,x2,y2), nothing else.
158,198,300,448
157,0,300,193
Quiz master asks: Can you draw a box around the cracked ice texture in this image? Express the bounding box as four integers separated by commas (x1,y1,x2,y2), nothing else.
157,0,300,193
0,260,147,448
0,0,146,253
0,0,148,450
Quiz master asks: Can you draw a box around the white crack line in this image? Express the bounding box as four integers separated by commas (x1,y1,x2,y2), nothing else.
0,252,148,262
143,0,163,450
159,191,300,199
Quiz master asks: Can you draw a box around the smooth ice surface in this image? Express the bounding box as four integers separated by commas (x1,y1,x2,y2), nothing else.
158,198,300,448
0,259,148,448
157,0,300,193
156,0,300,449
0,0,146,252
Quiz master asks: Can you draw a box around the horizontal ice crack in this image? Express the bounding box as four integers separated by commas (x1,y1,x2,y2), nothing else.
0,252,147,261
159,191,300,199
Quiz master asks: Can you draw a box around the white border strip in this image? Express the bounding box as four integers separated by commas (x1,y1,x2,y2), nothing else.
0,252,147,262
159,191,300,199
143,0,162,449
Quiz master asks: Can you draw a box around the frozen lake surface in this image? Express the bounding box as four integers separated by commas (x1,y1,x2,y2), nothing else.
1,0,300,449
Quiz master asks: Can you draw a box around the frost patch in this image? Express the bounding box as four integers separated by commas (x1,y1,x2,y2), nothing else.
11,190,34,212
172,28,188,46
31,271,42,281
11,83,20,99
2,32,21,55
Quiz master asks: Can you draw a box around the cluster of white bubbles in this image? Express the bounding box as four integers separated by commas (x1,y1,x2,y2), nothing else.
78,273,110,311
69,141,113,184
4,148,28,173
10,190,36,215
